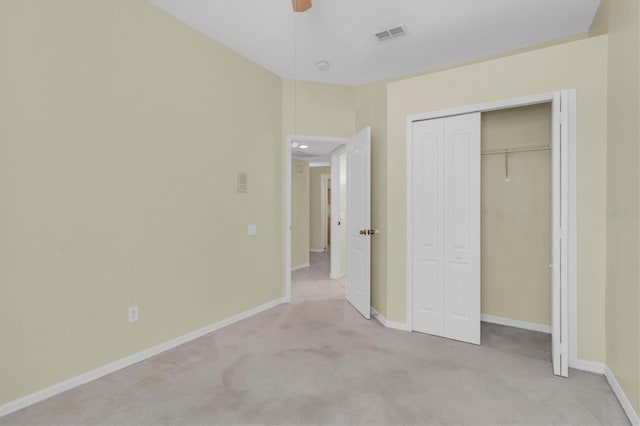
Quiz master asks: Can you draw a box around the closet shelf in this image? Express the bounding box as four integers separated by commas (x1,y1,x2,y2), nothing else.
481,144,550,155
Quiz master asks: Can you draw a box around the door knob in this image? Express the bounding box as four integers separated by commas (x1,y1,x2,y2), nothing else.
359,229,366,235
360,229,377,235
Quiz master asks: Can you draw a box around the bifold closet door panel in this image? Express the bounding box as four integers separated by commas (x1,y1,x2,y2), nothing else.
443,113,481,345
411,119,445,336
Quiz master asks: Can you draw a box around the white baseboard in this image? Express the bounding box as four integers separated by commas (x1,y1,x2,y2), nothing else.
329,272,345,280
605,366,640,426
481,314,552,334
571,359,606,375
291,263,310,271
309,249,325,253
0,297,286,419
370,307,411,332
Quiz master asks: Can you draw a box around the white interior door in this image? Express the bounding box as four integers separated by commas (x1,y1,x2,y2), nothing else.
346,127,372,319
411,113,480,345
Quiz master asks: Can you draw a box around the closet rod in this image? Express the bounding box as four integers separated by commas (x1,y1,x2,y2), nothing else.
481,144,551,155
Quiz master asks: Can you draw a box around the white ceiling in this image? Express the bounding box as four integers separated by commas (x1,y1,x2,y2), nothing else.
150,0,600,85
291,140,344,165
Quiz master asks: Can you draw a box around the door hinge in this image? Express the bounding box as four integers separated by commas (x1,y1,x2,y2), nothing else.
555,227,566,240
560,227,567,239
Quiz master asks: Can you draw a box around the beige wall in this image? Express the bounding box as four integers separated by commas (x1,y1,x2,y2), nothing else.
481,104,552,326
386,36,609,363
309,167,331,251
291,160,310,267
0,0,283,405
355,82,388,316
282,80,355,138
593,0,640,413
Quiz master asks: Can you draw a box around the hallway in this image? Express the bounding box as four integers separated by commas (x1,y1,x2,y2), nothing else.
291,250,346,302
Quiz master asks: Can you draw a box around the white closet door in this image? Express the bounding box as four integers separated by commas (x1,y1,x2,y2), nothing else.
412,119,445,336
443,113,481,345
411,113,480,345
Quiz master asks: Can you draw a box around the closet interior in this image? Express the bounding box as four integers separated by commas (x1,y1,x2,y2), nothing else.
481,103,552,337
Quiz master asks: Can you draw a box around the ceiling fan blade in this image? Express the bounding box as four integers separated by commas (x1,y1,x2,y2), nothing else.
292,0,312,12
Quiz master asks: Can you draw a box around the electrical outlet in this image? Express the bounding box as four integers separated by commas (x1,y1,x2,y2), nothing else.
128,305,139,323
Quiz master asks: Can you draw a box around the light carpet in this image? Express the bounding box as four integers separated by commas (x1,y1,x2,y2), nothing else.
0,300,629,425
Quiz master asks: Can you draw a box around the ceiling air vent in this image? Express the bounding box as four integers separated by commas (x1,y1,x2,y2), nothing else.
375,25,406,42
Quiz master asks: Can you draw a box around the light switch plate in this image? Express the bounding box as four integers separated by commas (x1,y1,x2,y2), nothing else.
248,224,257,236
128,305,139,323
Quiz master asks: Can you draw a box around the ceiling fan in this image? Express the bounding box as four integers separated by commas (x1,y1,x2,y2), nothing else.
292,0,312,12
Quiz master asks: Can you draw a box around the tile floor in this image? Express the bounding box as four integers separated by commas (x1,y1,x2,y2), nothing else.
291,249,346,302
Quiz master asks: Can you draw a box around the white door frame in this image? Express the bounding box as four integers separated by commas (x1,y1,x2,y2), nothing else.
320,174,331,251
285,135,347,302
405,90,577,373
330,146,347,280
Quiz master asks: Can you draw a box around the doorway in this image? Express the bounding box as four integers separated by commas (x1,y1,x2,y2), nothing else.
286,136,347,303
481,103,552,333
479,103,554,371
406,91,576,377
285,128,373,319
